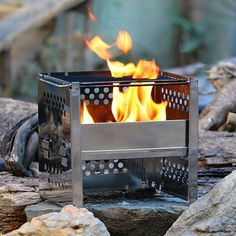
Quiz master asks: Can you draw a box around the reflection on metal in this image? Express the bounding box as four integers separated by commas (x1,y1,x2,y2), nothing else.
38,70,198,207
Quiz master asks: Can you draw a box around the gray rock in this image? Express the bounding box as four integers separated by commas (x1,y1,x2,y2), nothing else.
25,202,61,221
165,170,236,236
5,205,110,236
24,197,188,236
86,197,188,236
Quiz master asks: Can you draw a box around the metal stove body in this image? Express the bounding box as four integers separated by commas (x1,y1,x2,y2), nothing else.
38,71,198,207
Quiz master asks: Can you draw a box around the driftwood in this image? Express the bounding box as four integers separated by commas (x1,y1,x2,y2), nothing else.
0,98,37,174
199,78,236,130
199,60,236,131
208,61,236,90
0,0,87,96
0,0,87,51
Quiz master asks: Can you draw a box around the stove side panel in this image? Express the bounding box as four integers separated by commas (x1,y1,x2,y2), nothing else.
38,76,73,205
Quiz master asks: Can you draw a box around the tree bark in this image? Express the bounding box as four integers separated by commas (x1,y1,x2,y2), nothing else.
199,78,236,130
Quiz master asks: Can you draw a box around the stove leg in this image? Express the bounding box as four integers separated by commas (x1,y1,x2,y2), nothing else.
70,85,83,207
188,79,198,203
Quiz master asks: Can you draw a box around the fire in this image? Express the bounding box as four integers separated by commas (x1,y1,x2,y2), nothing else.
133,59,159,79
82,30,167,124
116,31,132,54
112,84,167,123
84,36,112,60
107,60,135,78
81,100,94,124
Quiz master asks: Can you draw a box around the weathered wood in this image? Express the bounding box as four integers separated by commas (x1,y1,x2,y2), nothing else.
0,0,87,96
0,2,23,20
199,130,236,167
0,98,37,155
199,78,236,130
0,0,87,51
208,61,236,90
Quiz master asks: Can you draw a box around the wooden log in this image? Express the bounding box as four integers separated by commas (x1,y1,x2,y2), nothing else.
0,98,37,156
0,0,87,51
199,78,236,130
0,0,87,96
207,61,236,90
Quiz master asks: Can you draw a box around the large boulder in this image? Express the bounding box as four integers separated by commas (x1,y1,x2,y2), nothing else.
4,205,110,236
165,170,236,236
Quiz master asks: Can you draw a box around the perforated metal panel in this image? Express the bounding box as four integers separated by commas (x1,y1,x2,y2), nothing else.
43,91,67,116
82,159,128,176
161,87,189,113
159,157,189,198
38,71,198,206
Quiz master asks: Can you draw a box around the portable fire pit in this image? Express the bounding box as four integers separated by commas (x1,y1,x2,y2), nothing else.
38,70,198,207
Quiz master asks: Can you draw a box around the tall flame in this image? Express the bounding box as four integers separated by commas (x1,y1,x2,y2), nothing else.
83,30,167,124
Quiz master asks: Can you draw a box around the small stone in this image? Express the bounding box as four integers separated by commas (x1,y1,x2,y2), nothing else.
25,202,61,221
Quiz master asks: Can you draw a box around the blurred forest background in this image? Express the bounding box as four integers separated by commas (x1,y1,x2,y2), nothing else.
0,0,236,102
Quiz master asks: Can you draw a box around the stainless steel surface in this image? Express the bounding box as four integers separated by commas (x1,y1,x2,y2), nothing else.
38,71,198,205
70,83,83,207
82,147,187,160
188,79,198,202
38,75,72,196
81,121,187,160
160,156,188,198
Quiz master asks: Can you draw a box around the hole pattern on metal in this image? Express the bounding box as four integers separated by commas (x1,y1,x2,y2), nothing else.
82,160,127,176
80,87,113,106
43,92,66,116
80,86,129,106
160,157,188,184
161,88,189,113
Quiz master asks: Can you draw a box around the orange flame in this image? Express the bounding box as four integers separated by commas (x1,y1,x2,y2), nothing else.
133,59,159,79
107,59,160,79
83,30,167,124
84,36,112,60
81,101,94,124
116,31,132,54
112,84,167,122
107,60,135,78
87,7,96,22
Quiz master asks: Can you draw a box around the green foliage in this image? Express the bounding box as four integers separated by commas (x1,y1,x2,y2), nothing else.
173,16,206,54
